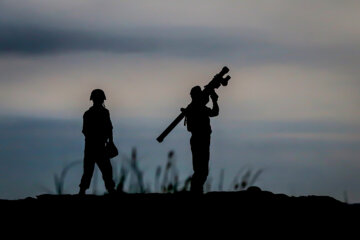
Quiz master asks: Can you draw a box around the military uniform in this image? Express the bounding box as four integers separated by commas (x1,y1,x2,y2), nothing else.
185,100,218,193
79,105,115,192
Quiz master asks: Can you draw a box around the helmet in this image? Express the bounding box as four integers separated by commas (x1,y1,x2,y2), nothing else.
90,89,106,101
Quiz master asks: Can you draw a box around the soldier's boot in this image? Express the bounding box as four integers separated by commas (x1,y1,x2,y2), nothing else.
107,188,116,195
78,188,86,196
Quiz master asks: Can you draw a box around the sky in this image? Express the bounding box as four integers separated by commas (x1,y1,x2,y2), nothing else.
1,0,360,201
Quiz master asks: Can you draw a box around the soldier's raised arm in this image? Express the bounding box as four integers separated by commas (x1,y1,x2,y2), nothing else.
208,90,219,117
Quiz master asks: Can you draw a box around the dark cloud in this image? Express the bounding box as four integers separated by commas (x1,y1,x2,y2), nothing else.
1,21,359,71
0,20,294,62
0,23,160,54
0,24,249,59
0,0,359,71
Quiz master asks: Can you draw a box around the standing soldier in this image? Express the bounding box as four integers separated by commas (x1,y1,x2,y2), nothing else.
184,86,219,193
79,89,116,195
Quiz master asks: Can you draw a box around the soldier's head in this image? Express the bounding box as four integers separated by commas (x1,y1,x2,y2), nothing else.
190,86,203,103
90,89,106,105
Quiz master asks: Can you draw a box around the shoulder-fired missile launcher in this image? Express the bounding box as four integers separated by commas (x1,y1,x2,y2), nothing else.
156,66,231,143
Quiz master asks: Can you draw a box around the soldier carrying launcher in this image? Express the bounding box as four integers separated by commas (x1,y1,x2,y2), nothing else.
157,67,231,193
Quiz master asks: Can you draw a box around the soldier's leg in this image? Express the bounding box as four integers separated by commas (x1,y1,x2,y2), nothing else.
190,135,203,193
79,154,96,192
97,157,115,192
196,136,211,191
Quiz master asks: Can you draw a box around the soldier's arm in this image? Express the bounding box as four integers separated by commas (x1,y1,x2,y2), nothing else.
208,92,219,117
209,101,219,117
82,113,88,137
109,129,114,142
107,110,114,142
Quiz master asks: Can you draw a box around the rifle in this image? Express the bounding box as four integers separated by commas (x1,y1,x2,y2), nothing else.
156,66,230,143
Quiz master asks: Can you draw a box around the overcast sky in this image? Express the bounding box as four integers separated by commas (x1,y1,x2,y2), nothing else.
1,1,360,202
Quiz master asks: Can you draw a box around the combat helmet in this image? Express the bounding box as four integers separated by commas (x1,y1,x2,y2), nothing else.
90,89,106,101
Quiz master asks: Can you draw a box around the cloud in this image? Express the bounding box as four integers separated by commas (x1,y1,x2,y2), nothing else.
0,20,283,62
225,64,360,122
2,1,360,46
0,24,159,54
1,53,360,125
0,0,359,70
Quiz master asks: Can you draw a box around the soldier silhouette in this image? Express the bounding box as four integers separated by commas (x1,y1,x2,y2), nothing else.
79,89,116,195
184,86,219,193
